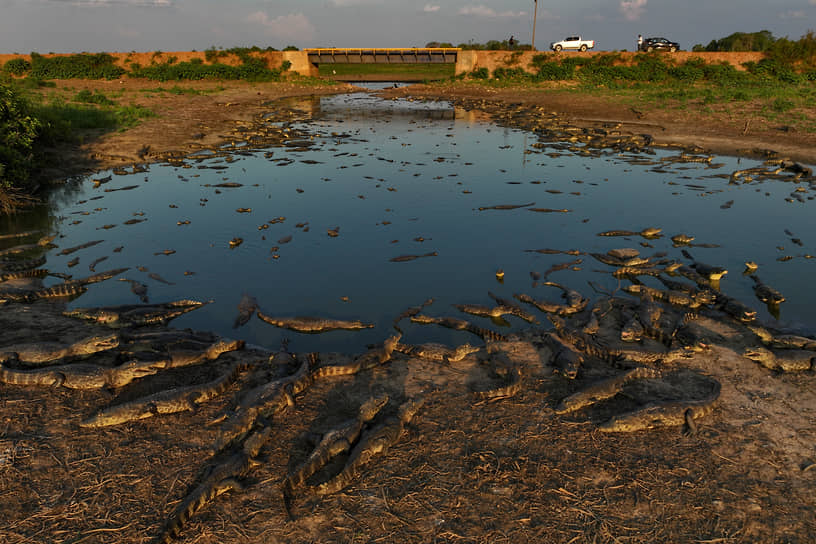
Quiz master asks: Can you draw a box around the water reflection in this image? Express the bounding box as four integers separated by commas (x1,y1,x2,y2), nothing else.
2,92,815,354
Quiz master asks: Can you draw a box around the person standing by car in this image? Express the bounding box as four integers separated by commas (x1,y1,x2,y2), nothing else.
637,34,643,51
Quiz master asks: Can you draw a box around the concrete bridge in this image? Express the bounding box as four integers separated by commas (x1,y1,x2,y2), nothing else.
304,48,459,65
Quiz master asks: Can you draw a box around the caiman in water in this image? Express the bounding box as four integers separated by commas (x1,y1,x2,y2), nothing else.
410,314,508,342
256,311,374,333
64,299,210,327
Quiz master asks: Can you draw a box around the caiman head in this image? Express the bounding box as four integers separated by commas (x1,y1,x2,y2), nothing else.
359,394,389,421
454,343,481,359
640,227,662,239
742,346,774,363
85,334,120,352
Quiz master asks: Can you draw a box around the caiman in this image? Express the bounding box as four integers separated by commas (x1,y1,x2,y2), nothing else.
256,311,374,333
213,356,315,453
283,395,389,512
545,331,584,378
312,397,424,496
0,268,49,282
487,291,538,323
233,293,258,328
0,235,56,257
742,346,814,372
393,342,480,363
620,314,644,343
391,298,434,331
714,294,757,323
0,334,119,366
747,324,816,351
597,227,662,239
624,284,703,309
64,299,209,327
749,275,785,305
555,367,662,414
156,426,272,544
680,250,728,281
599,378,721,433
409,314,508,342
0,255,47,272
473,346,523,400
163,339,245,369
0,358,162,389
80,362,249,428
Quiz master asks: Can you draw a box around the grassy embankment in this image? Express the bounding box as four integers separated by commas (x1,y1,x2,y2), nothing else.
0,50,315,209
318,62,455,81
451,48,816,133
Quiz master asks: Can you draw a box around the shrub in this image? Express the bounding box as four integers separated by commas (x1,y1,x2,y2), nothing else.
29,52,126,80
74,89,116,106
0,85,41,188
469,67,489,79
3,58,31,76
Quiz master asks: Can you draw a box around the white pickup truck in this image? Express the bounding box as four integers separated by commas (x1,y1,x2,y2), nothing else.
550,36,595,52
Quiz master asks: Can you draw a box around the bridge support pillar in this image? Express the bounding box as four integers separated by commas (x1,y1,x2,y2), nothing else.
283,51,319,77
455,50,477,76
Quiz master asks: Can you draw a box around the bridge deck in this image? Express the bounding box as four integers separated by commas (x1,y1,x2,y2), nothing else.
304,48,459,64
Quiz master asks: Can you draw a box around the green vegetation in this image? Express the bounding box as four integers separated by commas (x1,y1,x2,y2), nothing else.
426,39,533,51
319,63,455,79
693,30,777,52
29,52,126,80
0,85,41,190
129,58,289,82
2,58,31,76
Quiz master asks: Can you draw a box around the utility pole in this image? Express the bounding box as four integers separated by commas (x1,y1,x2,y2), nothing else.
532,0,538,51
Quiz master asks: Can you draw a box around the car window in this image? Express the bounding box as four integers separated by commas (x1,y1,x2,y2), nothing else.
567,37,578,41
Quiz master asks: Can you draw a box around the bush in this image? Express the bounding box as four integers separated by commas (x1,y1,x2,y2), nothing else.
469,67,489,79
29,52,126,80
0,85,41,188
129,58,286,82
74,89,116,106
3,58,31,76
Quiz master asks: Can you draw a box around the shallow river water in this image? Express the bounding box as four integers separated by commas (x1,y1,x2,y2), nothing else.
2,90,815,353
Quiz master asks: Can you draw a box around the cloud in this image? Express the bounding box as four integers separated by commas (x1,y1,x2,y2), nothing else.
780,10,807,19
459,5,526,18
329,0,383,6
619,0,647,21
45,0,172,6
423,4,440,12
247,12,316,41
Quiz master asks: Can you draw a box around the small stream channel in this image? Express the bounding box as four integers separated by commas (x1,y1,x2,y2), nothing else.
2,88,815,354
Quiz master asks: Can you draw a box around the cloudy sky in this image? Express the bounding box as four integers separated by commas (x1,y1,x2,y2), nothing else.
1,0,815,54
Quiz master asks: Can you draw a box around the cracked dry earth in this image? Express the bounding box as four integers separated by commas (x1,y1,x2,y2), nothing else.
0,289,815,544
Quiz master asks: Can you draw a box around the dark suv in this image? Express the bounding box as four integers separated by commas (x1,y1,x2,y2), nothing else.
640,37,679,52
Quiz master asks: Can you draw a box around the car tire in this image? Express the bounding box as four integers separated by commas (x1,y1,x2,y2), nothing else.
580,45,587,52
555,45,562,52
669,46,676,52
646,46,654,52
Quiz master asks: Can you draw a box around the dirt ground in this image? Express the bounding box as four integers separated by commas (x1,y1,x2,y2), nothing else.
1,77,815,543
